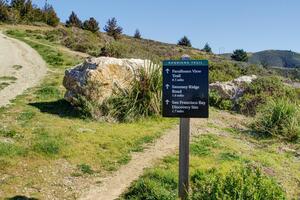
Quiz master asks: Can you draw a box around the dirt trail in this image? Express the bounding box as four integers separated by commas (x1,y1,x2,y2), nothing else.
0,32,47,107
80,118,214,200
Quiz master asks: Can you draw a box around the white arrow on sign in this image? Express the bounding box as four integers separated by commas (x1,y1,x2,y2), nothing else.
165,100,170,105
165,68,170,74
165,84,170,89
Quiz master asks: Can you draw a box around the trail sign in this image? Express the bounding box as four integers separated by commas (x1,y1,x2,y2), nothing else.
162,60,209,118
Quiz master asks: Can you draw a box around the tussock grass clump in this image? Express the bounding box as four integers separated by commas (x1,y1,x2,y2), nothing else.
77,164,94,174
102,62,162,122
252,99,300,141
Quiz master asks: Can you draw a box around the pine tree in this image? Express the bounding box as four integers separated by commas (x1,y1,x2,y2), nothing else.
202,43,212,53
177,36,192,47
44,4,59,27
0,0,9,22
231,49,248,62
21,0,33,19
104,17,123,40
134,29,141,39
11,0,25,11
66,11,82,28
83,17,99,33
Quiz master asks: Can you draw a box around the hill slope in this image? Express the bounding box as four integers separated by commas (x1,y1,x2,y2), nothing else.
249,50,300,68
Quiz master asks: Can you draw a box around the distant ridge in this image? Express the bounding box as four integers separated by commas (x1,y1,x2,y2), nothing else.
249,50,300,68
220,50,300,68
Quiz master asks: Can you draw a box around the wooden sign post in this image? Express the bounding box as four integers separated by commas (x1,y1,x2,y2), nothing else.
162,56,209,199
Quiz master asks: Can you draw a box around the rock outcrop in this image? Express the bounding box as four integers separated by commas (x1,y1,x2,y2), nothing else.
63,57,149,105
209,75,257,100
63,56,257,106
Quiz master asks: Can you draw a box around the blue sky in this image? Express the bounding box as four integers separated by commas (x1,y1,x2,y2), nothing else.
32,0,300,53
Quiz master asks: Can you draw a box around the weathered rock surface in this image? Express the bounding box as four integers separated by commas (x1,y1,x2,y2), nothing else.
209,75,257,99
63,57,148,105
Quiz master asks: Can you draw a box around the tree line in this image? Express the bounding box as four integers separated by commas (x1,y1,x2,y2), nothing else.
65,11,142,41
177,36,248,61
0,1,248,61
0,0,59,26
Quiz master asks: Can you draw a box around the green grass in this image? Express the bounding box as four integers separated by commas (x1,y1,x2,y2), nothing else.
0,142,27,157
122,111,300,199
0,76,17,81
191,134,220,156
0,82,10,90
77,163,94,175
12,65,23,70
0,76,17,91
0,128,17,138
0,27,177,198
32,130,62,156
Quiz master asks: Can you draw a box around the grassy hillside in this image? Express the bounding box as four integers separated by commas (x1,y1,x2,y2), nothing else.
249,50,300,68
122,110,300,199
3,24,274,85
222,50,300,69
0,25,177,199
0,24,299,199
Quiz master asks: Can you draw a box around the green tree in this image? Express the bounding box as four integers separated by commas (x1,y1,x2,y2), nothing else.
11,0,25,11
66,11,82,28
177,36,192,47
31,7,44,22
20,0,33,20
231,49,248,62
0,0,9,22
202,43,212,53
134,29,141,39
104,17,123,40
43,3,59,27
83,17,99,33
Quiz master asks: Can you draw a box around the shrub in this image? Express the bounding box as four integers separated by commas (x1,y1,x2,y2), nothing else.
123,169,177,200
202,43,212,53
190,166,286,200
99,41,127,58
134,29,141,39
66,11,82,28
83,17,99,33
231,49,248,62
0,0,9,22
251,99,300,141
104,17,123,40
209,62,242,83
102,61,162,122
209,90,233,110
73,94,101,119
237,76,297,116
177,36,191,47
44,4,60,27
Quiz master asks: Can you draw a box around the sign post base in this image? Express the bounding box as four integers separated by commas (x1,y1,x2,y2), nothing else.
179,118,190,199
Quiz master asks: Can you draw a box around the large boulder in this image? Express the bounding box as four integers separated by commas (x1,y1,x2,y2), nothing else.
209,75,257,100
63,57,148,105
